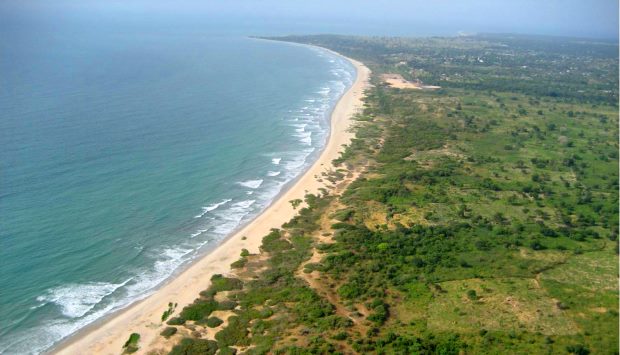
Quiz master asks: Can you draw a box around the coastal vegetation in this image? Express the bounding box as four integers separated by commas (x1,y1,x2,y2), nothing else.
160,327,178,339
122,332,140,354
160,34,618,354
162,302,177,322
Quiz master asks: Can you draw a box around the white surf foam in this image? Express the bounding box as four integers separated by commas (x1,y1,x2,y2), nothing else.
212,200,256,235
5,298,120,355
295,131,312,138
123,247,194,302
271,158,281,165
36,279,131,319
237,179,263,189
6,244,198,354
317,87,331,96
267,171,281,177
190,228,209,238
194,198,232,218
285,148,315,172
231,199,256,209
293,123,307,132
294,130,313,145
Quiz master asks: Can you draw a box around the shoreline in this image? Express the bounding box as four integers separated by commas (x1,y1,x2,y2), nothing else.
53,45,371,355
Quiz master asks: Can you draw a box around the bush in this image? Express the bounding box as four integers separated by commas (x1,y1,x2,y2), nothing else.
161,302,176,322
290,198,302,209
217,301,237,311
333,208,355,222
332,331,348,340
257,307,274,319
215,316,250,347
367,304,389,325
217,347,237,355
160,327,177,338
167,317,186,326
205,317,224,328
218,347,237,355
466,290,478,301
338,283,364,299
230,257,247,269
169,338,218,355
217,300,238,311
180,299,218,321
210,274,243,293
566,344,590,355
260,229,293,253
122,333,140,354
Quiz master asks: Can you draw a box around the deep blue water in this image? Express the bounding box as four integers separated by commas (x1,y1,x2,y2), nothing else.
0,29,354,353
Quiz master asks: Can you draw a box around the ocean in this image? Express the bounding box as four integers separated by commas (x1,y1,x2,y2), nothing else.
0,29,355,353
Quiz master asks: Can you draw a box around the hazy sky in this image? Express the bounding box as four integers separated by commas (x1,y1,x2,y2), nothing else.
2,0,618,39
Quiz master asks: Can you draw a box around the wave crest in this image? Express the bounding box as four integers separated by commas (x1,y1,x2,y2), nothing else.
237,179,263,189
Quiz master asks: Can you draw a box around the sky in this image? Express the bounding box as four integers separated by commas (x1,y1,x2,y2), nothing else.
1,0,618,39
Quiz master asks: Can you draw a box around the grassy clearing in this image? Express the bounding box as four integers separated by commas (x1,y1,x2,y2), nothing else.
427,278,579,335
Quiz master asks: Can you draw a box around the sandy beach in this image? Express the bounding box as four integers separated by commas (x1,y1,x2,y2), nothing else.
54,48,370,355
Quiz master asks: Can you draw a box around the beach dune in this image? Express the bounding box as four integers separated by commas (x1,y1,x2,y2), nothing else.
55,48,370,355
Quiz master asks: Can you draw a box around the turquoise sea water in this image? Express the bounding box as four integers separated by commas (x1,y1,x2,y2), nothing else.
0,30,355,353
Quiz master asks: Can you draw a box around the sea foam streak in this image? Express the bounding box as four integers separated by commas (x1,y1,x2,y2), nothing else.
190,228,209,238
36,279,131,318
267,171,281,177
6,246,199,354
271,158,281,165
295,131,313,145
124,247,194,299
294,123,307,132
194,199,232,218
212,200,256,235
237,179,263,189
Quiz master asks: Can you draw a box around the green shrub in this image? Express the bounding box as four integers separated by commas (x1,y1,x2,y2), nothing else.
209,274,243,292
567,344,590,355
260,229,293,253
257,307,274,319
169,338,218,355
205,316,224,328
180,299,218,321
214,316,250,347
217,300,238,311
161,302,176,322
367,304,389,325
160,327,177,338
303,262,322,273
332,208,354,222
290,198,303,209
167,317,185,325
466,289,478,301
218,347,237,355
332,331,348,340
230,257,247,269
122,333,140,353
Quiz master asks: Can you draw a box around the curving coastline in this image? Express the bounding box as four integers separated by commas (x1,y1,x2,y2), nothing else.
53,47,371,355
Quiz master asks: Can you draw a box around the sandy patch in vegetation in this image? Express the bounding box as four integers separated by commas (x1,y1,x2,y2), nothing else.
381,73,441,90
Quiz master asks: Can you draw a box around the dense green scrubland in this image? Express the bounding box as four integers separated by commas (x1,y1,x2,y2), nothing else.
160,34,618,354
